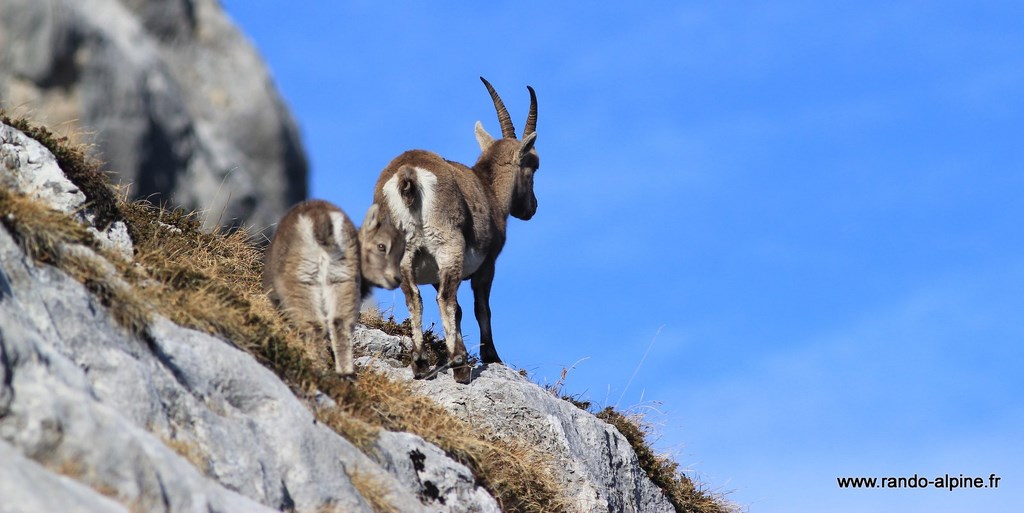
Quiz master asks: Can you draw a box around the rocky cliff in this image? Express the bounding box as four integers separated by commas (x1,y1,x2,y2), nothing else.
0,0,307,234
0,119,726,513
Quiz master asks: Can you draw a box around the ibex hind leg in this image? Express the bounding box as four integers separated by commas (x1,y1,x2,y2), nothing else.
306,321,335,372
437,271,471,384
430,283,466,371
281,286,334,372
327,318,355,381
329,280,360,380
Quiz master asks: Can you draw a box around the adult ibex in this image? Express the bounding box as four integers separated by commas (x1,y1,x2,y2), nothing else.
371,77,539,384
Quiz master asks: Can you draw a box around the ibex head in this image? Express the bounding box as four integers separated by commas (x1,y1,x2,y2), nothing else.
358,204,405,290
474,77,539,221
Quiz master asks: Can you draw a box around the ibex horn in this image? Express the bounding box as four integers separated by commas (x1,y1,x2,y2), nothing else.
480,76,517,139
524,85,537,136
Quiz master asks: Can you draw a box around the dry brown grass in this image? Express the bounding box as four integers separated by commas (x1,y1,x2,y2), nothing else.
160,436,211,476
0,189,152,335
597,407,736,513
1,112,121,227
346,469,398,513
313,403,380,454
118,199,322,388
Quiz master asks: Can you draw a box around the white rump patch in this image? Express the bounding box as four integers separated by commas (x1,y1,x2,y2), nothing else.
295,213,336,321
381,167,438,233
294,214,320,280
381,175,412,230
328,211,347,251
326,211,357,284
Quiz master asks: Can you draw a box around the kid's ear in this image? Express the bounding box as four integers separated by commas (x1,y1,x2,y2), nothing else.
362,203,380,230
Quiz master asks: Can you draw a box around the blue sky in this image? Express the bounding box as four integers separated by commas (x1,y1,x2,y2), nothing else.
220,2,1023,511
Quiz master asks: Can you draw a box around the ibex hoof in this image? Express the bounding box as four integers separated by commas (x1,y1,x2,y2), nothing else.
335,371,357,383
449,354,472,384
453,364,472,385
480,347,502,365
411,358,430,380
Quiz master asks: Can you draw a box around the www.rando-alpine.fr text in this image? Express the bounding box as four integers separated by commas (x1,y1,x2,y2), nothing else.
837,474,1001,491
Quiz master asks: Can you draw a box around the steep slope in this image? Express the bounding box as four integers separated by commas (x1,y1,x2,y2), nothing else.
0,119,728,512
360,334,678,512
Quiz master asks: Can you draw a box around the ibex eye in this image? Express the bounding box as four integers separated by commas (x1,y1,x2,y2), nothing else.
377,243,386,252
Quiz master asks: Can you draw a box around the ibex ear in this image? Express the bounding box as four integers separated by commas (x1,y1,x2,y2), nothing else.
518,131,537,157
475,121,494,150
362,203,380,230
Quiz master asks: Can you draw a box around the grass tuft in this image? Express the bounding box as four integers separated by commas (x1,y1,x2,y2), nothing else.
543,358,736,512
2,112,121,228
358,308,481,369
347,469,398,513
597,407,735,513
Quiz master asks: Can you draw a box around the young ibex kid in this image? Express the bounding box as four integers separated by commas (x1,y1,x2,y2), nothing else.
263,200,404,378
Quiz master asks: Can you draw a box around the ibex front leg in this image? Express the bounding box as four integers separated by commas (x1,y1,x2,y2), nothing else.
472,258,501,364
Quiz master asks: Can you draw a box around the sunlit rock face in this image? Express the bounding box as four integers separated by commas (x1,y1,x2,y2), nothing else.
0,0,308,235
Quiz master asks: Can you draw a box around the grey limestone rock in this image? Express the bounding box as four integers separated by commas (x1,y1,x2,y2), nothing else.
353,324,413,364
364,350,678,513
0,0,307,235
0,122,85,213
373,431,502,513
0,271,283,513
0,218,439,511
0,120,133,259
0,439,133,513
